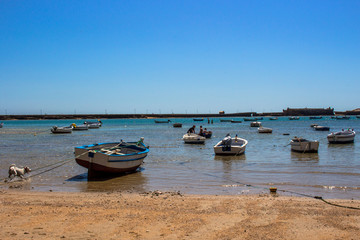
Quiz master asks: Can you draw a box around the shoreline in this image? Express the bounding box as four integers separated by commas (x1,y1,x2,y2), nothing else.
1,189,360,239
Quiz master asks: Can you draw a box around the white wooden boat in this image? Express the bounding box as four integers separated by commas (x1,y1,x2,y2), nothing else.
213,134,248,155
183,133,206,144
84,120,102,128
250,121,262,127
258,127,272,133
289,116,300,120
75,138,149,173
290,137,319,153
71,123,89,130
51,125,73,134
313,125,330,131
327,129,356,144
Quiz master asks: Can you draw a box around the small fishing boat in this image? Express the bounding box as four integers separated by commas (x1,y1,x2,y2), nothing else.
154,120,171,123
289,116,300,120
84,120,102,128
258,127,272,133
220,119,232,122
173,123,182,128
335,116,350,120
250,121,262,127
75,138,149,173
193,118,204,121
327,129,356,144
309,116,322,120
231,120,242,123
200,131,212,138
71,123,89,131
290,137,319,153
313,125,330,131
213,134,248,155
269,117,278,120
51,125,73,134
310,124,319,128
244,118,257,121
356,116,360,119
183,133,206,144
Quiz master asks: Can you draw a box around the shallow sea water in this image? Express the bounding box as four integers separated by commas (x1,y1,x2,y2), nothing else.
0,117,359,199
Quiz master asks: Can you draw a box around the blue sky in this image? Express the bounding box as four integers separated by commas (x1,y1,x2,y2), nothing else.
1,1,359,115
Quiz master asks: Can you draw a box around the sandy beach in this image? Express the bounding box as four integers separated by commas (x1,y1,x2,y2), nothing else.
1,190,359,240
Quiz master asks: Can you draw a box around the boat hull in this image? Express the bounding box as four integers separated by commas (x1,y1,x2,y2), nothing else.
213,137,248,155
290,141,319,153
183,134,206,144
327,131,355,144
74,142,149,173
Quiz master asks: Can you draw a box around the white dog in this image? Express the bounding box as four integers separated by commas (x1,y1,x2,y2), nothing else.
8,164,31,179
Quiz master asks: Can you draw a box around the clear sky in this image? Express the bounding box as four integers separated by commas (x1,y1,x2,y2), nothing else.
1,0,359,115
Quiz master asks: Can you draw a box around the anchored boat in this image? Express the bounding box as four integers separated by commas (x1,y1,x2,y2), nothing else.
51,125,73,134
183,133,206,144
213,134,248,155
75,138,149,173
327,129,356,144
290,137,319,153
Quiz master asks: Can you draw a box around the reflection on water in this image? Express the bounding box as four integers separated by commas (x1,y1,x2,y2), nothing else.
0,117,360,199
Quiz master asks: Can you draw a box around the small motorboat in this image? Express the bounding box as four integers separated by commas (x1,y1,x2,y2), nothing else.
289,116,300,120
173,123,182,128
290,137,319,153
84,120,102,128
313,125,330,131
220,119,232,122
258,127,272,133
155,120,171,123
231,120,242,123
200,131,212,139
183,133,206,144
71,123,89,131
269,117,278,120
327,129,356,144
75,138,149,174
250,121,262,127
213,134,248,155
51,125,73,134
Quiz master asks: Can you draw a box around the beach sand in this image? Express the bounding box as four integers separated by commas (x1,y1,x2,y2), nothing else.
1,190,359,240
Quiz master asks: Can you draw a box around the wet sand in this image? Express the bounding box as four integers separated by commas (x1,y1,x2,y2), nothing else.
1,190,359,240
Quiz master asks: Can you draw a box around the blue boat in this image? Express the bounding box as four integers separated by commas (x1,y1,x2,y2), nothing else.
75,138,149,174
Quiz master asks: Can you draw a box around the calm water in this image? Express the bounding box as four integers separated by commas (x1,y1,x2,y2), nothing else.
0,117,359,199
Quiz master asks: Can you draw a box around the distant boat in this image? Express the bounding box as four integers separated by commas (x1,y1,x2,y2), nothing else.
335,116,350,120
193,118,204,121
213,134,248,155
154,120,171,123
269,117,278,120
258,127,272,133
220,119,232,122
244,118,257,121
183,133,206,144
309,116,322,119
290,137,319,153
327,129,355,144
313,125,330,131
75,138,149,173
289,116,300,120
51,125,73,134
71,123,89,131
356,116,360,119
173,123,182,128
84,120,102,128
0,122,3,128
250,122,262,127
231,120,242,123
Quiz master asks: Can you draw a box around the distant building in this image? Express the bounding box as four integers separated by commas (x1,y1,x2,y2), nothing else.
283,107,334,116
219,111,225,115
